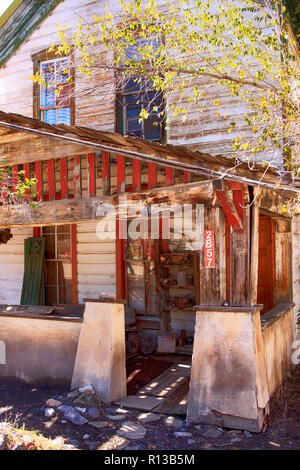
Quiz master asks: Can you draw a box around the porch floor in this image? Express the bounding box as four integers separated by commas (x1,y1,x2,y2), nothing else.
117,355,191,415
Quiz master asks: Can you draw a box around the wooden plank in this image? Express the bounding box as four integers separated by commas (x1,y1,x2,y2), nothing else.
47,160,56,201
148,162,157,189
184,171,191,183
138,369,188,397
117,154,125,193
249,188,261,306
215,188,243,231
74,155,81,198
116,219,126,300
230,208,250,306
71,224,78,304
153,379,190,415
87,153,96,197
60,157,68,200
35,161,43,201
199,207,226,305
132,159,141,191
232,187,244,221
0,181,216,228
165,166,174,186
102,151,110,195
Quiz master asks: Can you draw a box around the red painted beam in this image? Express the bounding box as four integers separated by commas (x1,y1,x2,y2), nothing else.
165,166,174,186
215,190,243,231
102,151,110,195
132,159,141,191
184,171,191,183
35,161,43,201
117,154,125,193
47,160,56,201
87,153,96,197
74,156,81,198
233,188,244,222
148,162,157,189
60,158,68,200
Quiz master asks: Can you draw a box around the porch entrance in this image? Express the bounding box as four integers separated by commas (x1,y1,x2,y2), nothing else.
257,214,276,314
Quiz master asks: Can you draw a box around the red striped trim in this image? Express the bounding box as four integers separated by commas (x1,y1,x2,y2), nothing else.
60,158,68,199
88,153,96,197
132,159,141,191
47,160,55,201
35,161,43,201
102,151,110,195
117,154,125,193
74,156,81,198
148,162,157,189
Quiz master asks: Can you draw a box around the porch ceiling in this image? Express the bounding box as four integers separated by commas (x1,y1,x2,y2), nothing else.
0,110,299,195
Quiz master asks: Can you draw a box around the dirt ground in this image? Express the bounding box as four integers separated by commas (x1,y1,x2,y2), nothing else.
0,362,299,451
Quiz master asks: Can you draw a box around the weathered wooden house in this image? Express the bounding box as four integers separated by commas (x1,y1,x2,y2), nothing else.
0,0,298,432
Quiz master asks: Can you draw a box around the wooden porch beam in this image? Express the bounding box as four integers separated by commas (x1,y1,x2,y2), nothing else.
0,180,216,228
213,180,244,231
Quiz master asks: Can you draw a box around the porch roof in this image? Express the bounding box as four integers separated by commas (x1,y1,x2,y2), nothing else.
0,110,299,195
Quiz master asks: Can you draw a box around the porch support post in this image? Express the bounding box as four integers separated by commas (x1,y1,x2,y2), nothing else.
187,305,270,432
199,207,226,305
71,300,127,403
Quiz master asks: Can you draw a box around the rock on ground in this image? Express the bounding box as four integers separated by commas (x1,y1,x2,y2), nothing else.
117,421,146,440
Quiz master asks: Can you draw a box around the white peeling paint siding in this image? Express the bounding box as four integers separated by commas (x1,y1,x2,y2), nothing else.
0,227,33,304
77,222,116,303
292,218,300,336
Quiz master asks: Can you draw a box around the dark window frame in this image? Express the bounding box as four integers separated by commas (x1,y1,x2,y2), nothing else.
32,48,75,125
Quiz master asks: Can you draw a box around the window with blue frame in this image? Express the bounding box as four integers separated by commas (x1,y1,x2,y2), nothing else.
39,58,71,125
116,40,164,142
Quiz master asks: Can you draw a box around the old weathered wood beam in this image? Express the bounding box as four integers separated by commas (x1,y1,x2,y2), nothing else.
0,180,216,228
249,188,262,306
199,207,226,305
230,209,250,306
213,180,244,231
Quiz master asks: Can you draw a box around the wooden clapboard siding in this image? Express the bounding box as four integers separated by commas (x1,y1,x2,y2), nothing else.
292,217,300,326
0,0,279,166
0,227,33,303
76,222,116,303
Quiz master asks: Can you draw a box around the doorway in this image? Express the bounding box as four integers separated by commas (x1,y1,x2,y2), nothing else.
257,214,276,314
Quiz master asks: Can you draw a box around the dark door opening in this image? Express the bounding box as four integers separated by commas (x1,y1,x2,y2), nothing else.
257,214,276,314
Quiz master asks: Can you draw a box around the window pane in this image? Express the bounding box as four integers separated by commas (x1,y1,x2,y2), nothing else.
126,105,141,118
127,119,142,137
41,85,55,108
57,233,71,259
144,115,161,141
56,59,70,83
44,234,55,259
57,225,71,234
44,109,57,125
57,107,71,125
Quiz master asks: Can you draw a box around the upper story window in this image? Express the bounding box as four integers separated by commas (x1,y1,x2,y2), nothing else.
116,39,164,142
39,57,72,125
32,50,74,126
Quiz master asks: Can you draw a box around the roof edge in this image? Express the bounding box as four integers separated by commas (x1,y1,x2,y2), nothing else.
0,0,23,29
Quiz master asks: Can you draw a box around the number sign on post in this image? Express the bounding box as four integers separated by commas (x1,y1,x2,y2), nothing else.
204,230,215,268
